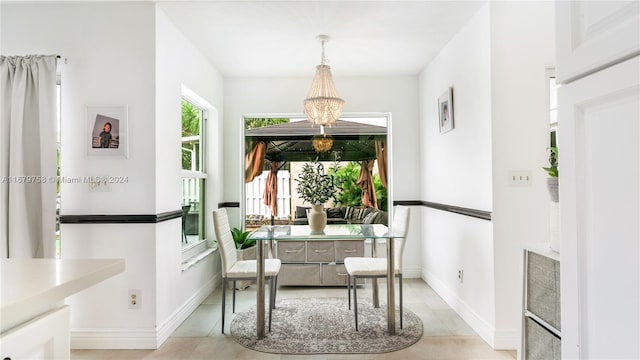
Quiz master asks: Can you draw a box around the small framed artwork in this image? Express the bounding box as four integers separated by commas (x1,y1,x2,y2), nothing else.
438,87,454,134
86,105,128,158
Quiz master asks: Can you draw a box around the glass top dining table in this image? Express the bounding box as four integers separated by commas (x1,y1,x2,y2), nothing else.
248,224,405,339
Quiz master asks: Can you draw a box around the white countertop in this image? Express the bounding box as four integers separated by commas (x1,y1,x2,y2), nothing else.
1,258,125,333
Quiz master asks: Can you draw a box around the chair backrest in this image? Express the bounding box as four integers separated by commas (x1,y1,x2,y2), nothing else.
391,205,410,272
212,208,238,277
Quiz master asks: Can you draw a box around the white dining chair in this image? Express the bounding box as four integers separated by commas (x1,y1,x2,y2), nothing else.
212,208,281,334
344,205,410,330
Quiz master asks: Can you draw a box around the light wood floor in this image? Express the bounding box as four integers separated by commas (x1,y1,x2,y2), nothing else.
71,279,517,360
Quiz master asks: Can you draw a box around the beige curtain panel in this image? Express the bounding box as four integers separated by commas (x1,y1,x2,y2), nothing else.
245,141,266,183
1,55,58,258
263,161,281,217
375,141,388,189
357,159,377,209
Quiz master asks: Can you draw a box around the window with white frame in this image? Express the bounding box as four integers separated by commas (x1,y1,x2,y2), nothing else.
547,69,559,147
181,97,206,246
55,77,61,258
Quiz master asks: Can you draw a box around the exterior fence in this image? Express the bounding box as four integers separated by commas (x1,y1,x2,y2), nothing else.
182,178,200,207
245,170,291,219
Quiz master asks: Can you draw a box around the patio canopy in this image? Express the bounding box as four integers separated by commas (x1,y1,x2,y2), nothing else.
245,120,387,162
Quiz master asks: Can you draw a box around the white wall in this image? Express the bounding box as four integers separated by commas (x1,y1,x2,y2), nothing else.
419,3,496,345
2,3,222,349
223,76,423,273
2,2,160,348
2,3,157,214
154,4,223,336
419,2,555,350
489,1,555,350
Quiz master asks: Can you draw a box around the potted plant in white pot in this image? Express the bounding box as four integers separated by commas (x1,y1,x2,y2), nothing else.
295,160,339,233
543,146,559,202
542,146,560,252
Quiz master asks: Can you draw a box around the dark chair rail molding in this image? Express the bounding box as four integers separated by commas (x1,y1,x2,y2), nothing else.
60,210,183,224
218,202,240,208
216,201,490,220
394,200,491,221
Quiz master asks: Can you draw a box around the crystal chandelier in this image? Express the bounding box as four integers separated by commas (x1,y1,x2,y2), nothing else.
303,35,345,127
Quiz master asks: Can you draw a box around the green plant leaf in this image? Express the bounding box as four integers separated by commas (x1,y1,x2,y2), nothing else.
231,227,255,249
543,146,559,177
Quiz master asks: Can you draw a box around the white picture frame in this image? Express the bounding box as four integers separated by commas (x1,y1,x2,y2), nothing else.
438,87,454,134
86,105,128,158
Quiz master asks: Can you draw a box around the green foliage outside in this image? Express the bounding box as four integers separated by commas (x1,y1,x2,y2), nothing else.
182,100,200,137
329,161,388,211
231,227,255,249
245,117,289,130
329,162,361,206
182,100,201,170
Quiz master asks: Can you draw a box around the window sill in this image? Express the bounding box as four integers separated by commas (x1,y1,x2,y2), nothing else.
181,245,217,272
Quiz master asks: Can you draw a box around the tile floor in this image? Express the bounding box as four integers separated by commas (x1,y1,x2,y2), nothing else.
71,279,517,360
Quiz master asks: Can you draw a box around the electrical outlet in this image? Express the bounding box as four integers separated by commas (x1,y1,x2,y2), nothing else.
458,269,464,284
88,176,111,192
128,289,141,309
508,170,532,187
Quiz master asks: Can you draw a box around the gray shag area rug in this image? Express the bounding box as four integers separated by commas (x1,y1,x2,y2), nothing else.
229,297,423,354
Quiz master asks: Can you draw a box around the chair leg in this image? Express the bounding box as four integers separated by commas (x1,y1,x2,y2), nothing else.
269,276,275,332
221,278,227,334
347,274,351,310
353,276,359,331
232,280,237,313
272,275,278,309
399,274,403,329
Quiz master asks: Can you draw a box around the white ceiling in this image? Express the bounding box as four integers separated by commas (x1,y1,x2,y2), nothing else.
158,1,486,77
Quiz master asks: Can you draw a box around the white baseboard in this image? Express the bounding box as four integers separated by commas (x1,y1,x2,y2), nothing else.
156,277,216,345
71,268,220,349
403,266,422,278
70,329,158,349
423,270,518,350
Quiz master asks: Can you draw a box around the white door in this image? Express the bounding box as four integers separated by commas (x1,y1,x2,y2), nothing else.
559,57,639,359
555,1,640,84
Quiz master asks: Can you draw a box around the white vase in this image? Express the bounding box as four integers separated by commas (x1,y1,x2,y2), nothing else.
307,204,327,233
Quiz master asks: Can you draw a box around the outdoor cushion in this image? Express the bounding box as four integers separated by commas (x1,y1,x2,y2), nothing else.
326,207,343,218
362,211,379,224
295,206,310,219
344,206,368,220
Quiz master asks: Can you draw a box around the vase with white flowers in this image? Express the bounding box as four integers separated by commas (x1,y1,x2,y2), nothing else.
295,160,339,232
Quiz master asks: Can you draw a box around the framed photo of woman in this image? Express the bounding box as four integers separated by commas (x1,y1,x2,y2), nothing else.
438,87,454,134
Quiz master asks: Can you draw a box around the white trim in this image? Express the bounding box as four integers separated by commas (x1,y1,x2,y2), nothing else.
181,84,213,110
156,276,216,346
181,170,207,179
70,328,157,350
402,266,422,279
71,273,218,350
423,270,518,350
181,246,216,271
239,112,393,228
